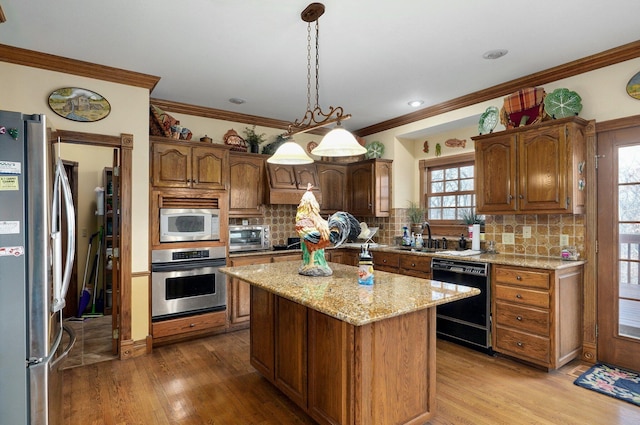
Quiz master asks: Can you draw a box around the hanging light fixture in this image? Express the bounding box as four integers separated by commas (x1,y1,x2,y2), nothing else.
269,2,365,164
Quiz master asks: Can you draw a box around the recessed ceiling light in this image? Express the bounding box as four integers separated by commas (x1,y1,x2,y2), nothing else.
482,49,508,60
229,97,246,105
408,100,424,108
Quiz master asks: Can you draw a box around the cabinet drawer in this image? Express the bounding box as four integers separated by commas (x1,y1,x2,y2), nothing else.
494,266,550,289
494,301,549,336
373,252,400,270
494,284,549,309
152,311,226,338
495,327,550,364
399,255,431,274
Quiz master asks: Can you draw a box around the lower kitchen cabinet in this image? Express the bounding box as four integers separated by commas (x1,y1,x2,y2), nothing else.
373,251,400,273
399,253,431,279
152,311,226,345
491,264,583,370
328,248,359,266
229,252,302,330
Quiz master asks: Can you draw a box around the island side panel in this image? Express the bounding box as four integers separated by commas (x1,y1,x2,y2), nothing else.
308,310,355,425
275,297,308,408
250,286,275,381
354,308,436,425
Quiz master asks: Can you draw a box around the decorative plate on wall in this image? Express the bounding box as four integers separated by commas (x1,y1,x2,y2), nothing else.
48,87,110,122
544,88,583,118
626,71,640,100
365,141,384,159
478,106,499,134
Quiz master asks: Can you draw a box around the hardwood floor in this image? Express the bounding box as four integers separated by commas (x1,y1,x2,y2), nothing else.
63,329,640,425
63,315,116,369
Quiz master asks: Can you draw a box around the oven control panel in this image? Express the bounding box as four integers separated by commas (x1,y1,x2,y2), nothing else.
172,249,209,261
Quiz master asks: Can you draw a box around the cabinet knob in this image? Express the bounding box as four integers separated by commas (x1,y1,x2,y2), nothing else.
189,323,196,328
515,294,522,299
519,194,524,199
516,341,524,347
516,275,522,280
516,316,523,321
411,263,416,267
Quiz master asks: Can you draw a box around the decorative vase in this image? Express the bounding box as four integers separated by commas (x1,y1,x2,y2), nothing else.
250,144,259,154
411,224,423,236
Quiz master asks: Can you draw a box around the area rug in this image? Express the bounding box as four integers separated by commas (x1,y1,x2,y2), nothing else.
574,363,640,406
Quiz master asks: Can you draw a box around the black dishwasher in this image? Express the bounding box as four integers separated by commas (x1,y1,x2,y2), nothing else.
431,258,492,354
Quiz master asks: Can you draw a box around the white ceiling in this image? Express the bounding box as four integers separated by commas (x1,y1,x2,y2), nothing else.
1,0,639,133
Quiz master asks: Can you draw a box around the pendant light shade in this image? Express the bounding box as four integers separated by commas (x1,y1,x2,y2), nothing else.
267,141,314,164
311,122,366,157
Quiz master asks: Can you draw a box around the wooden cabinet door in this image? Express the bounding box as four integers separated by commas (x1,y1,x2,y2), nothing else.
475,134,517,213
267,164,297,189
229,154,265,216
374,160,392,217
317,163,347,213
518,125,568,212
294,164,320,190
192,146,227,190
151,142,191,188
230,255,271,325
250,286,275,381
275,297,308,408
347,162,373,216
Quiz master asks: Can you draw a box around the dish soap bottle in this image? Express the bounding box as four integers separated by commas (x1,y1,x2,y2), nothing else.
358,245,374,285
402,226,411,246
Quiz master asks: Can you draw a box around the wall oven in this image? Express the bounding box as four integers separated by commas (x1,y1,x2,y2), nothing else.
431,258,492,354
151,246,226,321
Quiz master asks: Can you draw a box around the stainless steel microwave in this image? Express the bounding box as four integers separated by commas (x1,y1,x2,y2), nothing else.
159,208,221,242
228,225,270,252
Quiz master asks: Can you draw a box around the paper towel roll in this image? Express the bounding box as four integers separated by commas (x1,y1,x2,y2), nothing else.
472,224,480,251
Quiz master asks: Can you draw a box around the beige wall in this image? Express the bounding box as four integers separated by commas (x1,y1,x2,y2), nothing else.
0,62,151,340
363,57,640,206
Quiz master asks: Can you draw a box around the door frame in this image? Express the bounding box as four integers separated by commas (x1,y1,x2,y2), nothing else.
53,130,133,359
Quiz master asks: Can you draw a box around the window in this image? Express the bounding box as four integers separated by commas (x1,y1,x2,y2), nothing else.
419,152,476,223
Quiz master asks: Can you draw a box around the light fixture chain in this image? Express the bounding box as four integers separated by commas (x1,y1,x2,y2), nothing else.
315,19,320,109
306,22,312,112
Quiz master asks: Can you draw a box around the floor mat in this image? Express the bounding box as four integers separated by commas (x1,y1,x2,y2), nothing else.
574,363,640,407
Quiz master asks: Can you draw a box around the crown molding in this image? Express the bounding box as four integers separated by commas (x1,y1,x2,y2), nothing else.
150,98,329,135
0,44,160,91
354,40,640,137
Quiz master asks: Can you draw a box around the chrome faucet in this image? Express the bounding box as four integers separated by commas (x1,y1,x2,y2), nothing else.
423,221,432,248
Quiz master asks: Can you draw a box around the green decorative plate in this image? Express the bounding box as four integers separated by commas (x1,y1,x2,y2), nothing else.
478,106,499,134
544,88,583,119
366,141,384,159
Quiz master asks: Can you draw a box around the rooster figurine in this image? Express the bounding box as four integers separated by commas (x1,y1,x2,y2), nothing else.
296,184,360,276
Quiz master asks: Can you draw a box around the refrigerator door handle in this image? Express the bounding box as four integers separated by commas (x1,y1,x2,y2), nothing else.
51,325,76,369
51,158,76,313
26,320,64,368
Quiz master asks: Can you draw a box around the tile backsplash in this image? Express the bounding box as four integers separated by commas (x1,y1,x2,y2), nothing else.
231,206,585,259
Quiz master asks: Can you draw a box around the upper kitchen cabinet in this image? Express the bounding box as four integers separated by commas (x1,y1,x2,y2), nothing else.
266,163,322,205
316,162,348,214
229,152,265,217
347,159,392,217
473,117,590,214
150,137,229,190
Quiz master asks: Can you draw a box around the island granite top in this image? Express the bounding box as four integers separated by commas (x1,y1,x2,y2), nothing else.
220,261,480,326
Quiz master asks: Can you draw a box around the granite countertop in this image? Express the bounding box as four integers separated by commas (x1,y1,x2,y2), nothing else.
220,261,480,326
230,245,585,270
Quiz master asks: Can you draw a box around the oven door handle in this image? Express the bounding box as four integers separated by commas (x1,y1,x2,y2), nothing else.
152,259,226,272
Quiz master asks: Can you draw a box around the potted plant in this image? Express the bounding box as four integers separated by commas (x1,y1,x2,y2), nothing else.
243,125,267,153
407,201,427,234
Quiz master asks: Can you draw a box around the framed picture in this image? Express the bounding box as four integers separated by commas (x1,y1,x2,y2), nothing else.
48,87,111,122
626,71,640,100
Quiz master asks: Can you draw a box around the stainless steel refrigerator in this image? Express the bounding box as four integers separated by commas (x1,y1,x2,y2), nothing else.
0,111,76,424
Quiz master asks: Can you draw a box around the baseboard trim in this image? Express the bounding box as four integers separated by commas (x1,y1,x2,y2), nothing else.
120,336,152,360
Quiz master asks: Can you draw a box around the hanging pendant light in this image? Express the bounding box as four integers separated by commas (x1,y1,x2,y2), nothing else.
269,2,363,164
267,141,314,164
311,121,366,157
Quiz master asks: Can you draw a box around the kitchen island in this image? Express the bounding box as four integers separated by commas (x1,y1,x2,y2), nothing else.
220,261,480,425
